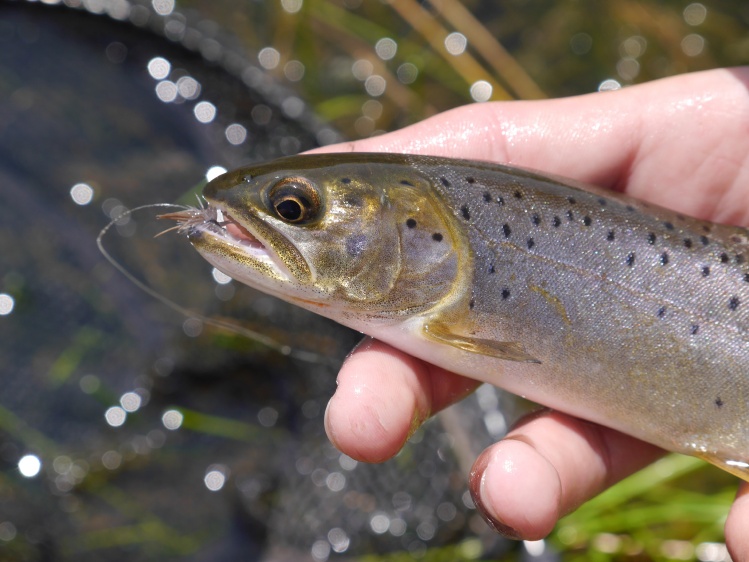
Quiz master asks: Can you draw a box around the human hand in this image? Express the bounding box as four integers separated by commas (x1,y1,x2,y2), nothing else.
313,68,749,558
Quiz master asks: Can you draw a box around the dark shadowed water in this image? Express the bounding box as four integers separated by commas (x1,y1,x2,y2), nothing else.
0,2,522,560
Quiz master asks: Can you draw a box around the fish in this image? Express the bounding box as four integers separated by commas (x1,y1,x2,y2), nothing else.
161,152,749,481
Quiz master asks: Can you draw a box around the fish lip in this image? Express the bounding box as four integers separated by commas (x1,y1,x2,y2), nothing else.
191,201,294,282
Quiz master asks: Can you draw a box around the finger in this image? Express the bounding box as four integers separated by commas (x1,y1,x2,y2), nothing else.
726,480,749,561
324,338,479,463
310,68,749,219
469,410,664,540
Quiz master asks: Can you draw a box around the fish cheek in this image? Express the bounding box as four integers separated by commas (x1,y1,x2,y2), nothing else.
340,225,402,302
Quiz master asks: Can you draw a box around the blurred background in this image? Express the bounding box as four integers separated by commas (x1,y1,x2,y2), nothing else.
0,0,747,560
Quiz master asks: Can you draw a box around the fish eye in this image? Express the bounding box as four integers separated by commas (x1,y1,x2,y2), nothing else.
268,178,321,224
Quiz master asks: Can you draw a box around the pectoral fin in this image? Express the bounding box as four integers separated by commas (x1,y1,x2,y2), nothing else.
695,451,749,482
424,321,541,363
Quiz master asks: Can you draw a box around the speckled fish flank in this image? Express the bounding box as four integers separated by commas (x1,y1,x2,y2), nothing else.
167,153,749,481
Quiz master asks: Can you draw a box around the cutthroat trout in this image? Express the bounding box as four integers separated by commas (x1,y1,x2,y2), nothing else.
164,153,749,480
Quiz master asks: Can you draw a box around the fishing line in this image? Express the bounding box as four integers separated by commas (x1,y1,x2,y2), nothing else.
96,203,332,365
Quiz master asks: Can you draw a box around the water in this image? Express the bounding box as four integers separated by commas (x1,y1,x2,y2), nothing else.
0,2,512,560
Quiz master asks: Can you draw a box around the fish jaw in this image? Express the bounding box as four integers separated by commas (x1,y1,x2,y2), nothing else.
180,203,306,299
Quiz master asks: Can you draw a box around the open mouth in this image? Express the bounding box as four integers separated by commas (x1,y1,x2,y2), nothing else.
158,204,291,280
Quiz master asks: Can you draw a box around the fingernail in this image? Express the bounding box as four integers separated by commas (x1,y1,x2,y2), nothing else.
469,448,522,540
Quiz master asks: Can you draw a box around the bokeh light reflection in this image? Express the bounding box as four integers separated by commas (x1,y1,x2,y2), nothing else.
684,2,707,26
146,56,170,79
225,123,247,145
104,406,127,427
370,513,389,534
598,78,621,91
327,527,350,553
18,454,41,478
101,450,122,470
193,100,216,123
469,80,492,102
183,317,203,337
161,409,183,430
364,74,386,97
396,62,418,84
283,60,305,81
211,268,232,285
206,165,227,182
0,521,17,542
444,32,467,55
258,46,280,69
119,391,142,412
69,182,94,205
280,0,303,13
176,75,200,99
0,294,15,316
682,33,705,56
375,37,397,60
204,465,228,491
311,539,331,561
151,0,175,16
155,80,178,102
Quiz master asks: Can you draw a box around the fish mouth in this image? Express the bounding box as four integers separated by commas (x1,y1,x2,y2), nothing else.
159,204,293,282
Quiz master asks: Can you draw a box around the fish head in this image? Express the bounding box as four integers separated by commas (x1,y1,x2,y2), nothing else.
188,154,464,320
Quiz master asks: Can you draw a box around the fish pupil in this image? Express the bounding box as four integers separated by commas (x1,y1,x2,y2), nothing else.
275,198,305,222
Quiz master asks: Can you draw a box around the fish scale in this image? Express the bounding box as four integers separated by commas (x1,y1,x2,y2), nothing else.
167,153,749,480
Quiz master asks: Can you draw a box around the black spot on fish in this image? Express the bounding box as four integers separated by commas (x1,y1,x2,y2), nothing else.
736,254,745,265
691,324,699,335
732,235,743,244
527,238,535,249
531,214,541,226
657,306,666,318
715,397,724,408
461,205,470,220
497,196,505,207
647,233,656,245
676,213,686,221
567,197,577,204
663,221,674,230
683,238,693,249
702,225,711,233
626,205,636,212
406,218,417,229
745,272,749,283
501,288,510,300
660,252,669,266
400,179,414,187
566,210,574,221
702,266,710,277
483,192,492,203
553,216,561,228
607,230,615,241
583,215,592,226
502,224,511,238
598,198,607,207
466,177,476,184
700,235,710,246
626,252,635,267
440,177,450,187
720,252,730,264
489,264,495,274
469,299,475,310
514,190,523,199
432,233,443,242
341,177,351,184
729,296,740,311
